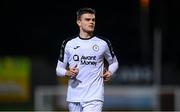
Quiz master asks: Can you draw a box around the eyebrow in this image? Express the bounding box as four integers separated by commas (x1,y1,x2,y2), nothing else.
85,18,95,21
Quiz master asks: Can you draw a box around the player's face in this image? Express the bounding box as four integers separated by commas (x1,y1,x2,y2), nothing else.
77,13,95,33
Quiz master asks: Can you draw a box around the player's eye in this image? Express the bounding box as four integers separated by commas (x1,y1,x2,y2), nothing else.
85,18,95,22
85,18,91,21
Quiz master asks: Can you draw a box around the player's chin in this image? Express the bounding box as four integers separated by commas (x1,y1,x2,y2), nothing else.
87,28,94,32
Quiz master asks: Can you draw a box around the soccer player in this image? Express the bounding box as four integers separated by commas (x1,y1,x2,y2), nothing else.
56,7,119,112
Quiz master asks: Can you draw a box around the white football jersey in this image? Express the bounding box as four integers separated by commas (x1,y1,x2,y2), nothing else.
56,35,118,102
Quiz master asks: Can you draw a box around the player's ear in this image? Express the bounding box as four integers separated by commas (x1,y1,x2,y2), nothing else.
76,20,81,26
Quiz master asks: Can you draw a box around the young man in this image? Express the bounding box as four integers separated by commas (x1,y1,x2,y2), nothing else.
56,7,119,112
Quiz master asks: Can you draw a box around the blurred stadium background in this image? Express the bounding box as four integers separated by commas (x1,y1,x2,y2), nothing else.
1,0,180,111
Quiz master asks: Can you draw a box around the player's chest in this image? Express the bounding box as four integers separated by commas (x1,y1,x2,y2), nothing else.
69,42,105,56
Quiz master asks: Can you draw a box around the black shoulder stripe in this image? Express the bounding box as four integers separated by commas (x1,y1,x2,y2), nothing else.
98,36,115,58
58,37,74,62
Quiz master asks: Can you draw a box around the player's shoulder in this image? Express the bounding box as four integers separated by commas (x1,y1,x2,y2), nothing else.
94,35,112,45
62,35,78,45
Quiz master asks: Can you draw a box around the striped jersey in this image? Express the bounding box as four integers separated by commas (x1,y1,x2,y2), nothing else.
56,35,118,102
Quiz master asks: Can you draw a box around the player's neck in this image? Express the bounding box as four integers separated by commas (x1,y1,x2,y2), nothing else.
79,32,93,39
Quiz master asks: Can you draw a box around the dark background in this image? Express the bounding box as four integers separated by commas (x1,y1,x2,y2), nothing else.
2,0,180,84
1,0,180,110
1,0,140,63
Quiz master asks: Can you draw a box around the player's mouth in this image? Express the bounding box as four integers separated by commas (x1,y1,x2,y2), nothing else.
89,25,94,28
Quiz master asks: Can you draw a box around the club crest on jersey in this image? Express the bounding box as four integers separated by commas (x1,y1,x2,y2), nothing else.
93,44,99,51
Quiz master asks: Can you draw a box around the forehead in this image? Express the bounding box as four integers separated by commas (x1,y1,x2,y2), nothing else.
80,13,95,19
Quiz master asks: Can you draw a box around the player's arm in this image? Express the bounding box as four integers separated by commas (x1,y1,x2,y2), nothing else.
103,40,119,81
103,56,119,81
56,39,78,77
56,60,67,77
107,56,118,75
56,60,78,77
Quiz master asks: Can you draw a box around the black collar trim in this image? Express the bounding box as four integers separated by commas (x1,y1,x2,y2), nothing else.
78,35,94,40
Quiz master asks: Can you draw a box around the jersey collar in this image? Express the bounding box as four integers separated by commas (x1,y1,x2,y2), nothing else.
78,35,94,40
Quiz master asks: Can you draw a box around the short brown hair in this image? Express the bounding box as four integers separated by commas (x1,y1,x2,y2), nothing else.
76,7,96,20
